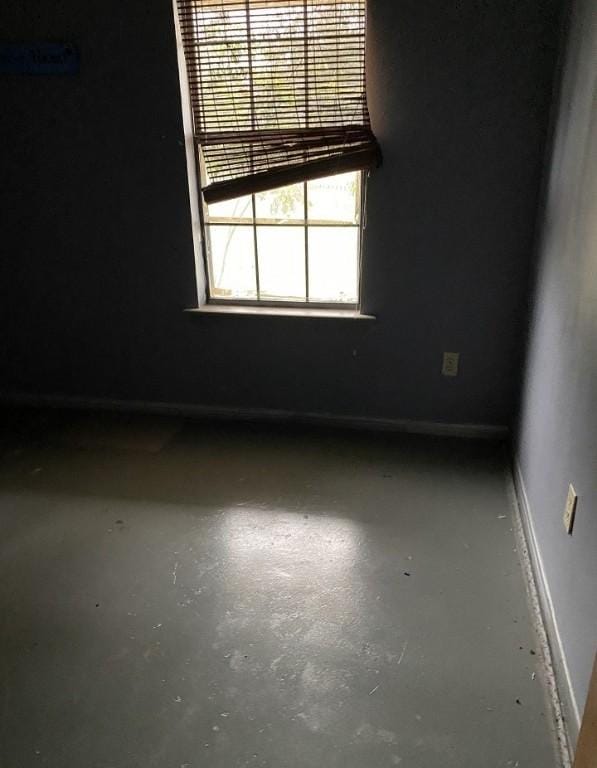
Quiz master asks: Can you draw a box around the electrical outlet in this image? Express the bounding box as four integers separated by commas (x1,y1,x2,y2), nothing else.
442,352,460,377
563,484,577,534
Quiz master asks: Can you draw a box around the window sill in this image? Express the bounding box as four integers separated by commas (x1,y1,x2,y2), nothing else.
185,305,375,320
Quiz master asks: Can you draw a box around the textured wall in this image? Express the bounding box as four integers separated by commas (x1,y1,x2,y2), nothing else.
518,0,597,720
0,0,562,425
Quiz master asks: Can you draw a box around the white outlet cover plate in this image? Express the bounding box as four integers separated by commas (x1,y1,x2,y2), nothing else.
442,352,460,377
563,484,577,534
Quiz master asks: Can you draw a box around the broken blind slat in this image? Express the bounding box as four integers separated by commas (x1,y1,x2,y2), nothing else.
176,0,381,203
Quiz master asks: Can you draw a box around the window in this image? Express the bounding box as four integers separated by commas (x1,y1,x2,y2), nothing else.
205,171,362,305
176,0,379,308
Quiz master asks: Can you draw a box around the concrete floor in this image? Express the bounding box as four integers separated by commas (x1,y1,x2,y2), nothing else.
0,410,559,768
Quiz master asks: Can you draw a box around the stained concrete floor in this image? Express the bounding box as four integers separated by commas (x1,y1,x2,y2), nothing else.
0,409,559,768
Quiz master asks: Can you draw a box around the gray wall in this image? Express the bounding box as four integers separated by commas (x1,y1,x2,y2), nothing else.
517,0,597,721
0,0,562,426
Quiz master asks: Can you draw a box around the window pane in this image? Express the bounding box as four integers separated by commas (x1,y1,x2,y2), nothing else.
208,224,257,300
256,226,306,300
207,195,253,221
308,227,359,303
307,172,360,224
255,183,304,221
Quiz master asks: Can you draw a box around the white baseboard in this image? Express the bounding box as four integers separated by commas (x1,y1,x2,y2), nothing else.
511,458,580,759
0,391,509,440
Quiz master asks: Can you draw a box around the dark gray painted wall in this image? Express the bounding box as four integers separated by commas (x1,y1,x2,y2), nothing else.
518,0,597,719
0,1,562,425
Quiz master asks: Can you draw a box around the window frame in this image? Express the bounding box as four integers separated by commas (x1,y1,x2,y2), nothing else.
197,164,367,310
171,0,374,314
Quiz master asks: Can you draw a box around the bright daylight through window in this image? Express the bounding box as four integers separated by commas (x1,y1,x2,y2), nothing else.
176,0,380,308
206,172,362,304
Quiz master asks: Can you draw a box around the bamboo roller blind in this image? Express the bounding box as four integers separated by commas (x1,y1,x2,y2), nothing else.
176,0,381,203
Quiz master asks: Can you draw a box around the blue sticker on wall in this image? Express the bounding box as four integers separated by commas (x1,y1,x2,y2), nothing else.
0,43,79,74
